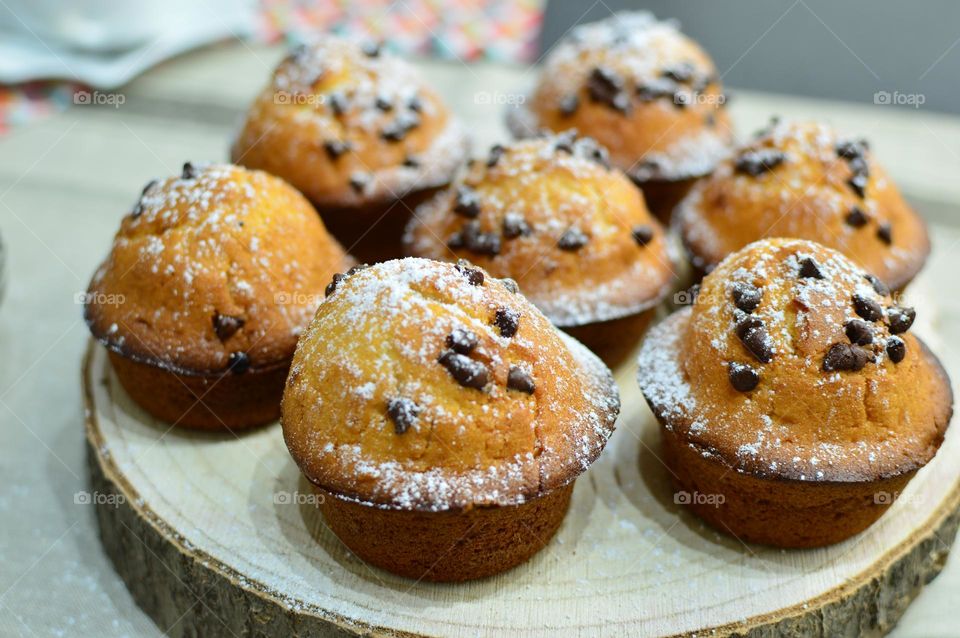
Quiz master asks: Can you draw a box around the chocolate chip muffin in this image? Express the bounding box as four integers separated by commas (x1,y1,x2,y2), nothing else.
403,132,677,364
85,163,352,430
231,37,470,263
282,258,620,581
637,238,952,547
676,119,931,291
506,11,733,220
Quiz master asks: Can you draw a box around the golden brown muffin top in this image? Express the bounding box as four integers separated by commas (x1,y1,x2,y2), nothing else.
507,12,733,182
281,258,620,511
85,163,352,375
677,119,931,291
231,37,468,208
403,133,676,326
638,238,952,483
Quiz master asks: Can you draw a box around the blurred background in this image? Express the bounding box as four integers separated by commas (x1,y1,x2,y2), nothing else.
1,0,957,133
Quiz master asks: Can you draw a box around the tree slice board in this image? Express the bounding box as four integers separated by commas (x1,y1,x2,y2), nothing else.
84,270,960,638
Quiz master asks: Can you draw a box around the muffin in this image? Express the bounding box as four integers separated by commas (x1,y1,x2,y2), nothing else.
281,258,620,581
231,37,469,263
676,119,931,291
403,132,676,364
637,238,952,547
85,163,352,430
506,11,733,220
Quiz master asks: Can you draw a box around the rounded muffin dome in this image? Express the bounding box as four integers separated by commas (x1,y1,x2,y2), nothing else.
507,11,732,183
281,258,620,511
85,163,351,374
639,238,951,483
403,132,676,326
231,36,468,209
677,120,931,290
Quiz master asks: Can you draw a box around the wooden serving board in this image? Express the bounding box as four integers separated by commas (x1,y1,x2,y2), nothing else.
84,266,960,637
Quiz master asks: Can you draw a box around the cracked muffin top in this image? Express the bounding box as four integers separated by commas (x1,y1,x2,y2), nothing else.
85,163,351,375
231,36,468,209
638,238,951,483
507,11,733,183
403,133,676,326
281,258,620,511
676,120,931,290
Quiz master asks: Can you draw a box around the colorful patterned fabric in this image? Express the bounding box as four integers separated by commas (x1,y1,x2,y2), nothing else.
0,0,545,133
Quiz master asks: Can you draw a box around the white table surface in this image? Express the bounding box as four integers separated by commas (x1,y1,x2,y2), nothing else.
0,42,958,637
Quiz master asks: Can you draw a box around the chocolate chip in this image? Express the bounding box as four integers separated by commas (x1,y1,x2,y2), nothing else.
375,95,393,111
853,293,883,322
632,224,655,246
131,202,144,218
454,186,481,218
329,92,348,116
228,351,250,374
849,156,870,178
387,397,419,434
864,273,889,297
362,41,381,58
213,312,245,341
887,306,915,334
349,173,369,193
559,94,579,116
381,113,420,142
494,307,520,338
325,273,344,297
182,162,198,179
577,137,611,169
438,351,489,390
587,67,629,113
507,366,536,394
445,327,478,354
141,179,158,196
848,173,868,198
455,259,484,286
731,282,762,313
487,144,505,168
403,155,420,168
407,95,423,112
502,212,531,239
886,336,906,363
557,227,589,251
636,78,676,102
323,139,351,160
845,206,868,228
835,140,865,160
798,256,825,279
554,134,575,155
735,316,773,363
877,222,892,245
822,343,869,372
500,278,520,294
728,362,760,392
461,221,501,256
844,319,874,346
447,231,465,249
734,149,785,176
662,62,695,83
346,263,369,276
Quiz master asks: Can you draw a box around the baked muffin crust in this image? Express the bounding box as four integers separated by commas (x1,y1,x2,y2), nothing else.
403,133,676,326
281,258,620,511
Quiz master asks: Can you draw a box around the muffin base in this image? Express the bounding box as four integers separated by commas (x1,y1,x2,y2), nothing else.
318,187,444,265
108,350,288,430
562,309,656,369
317,482,574,582
661,429,915,548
